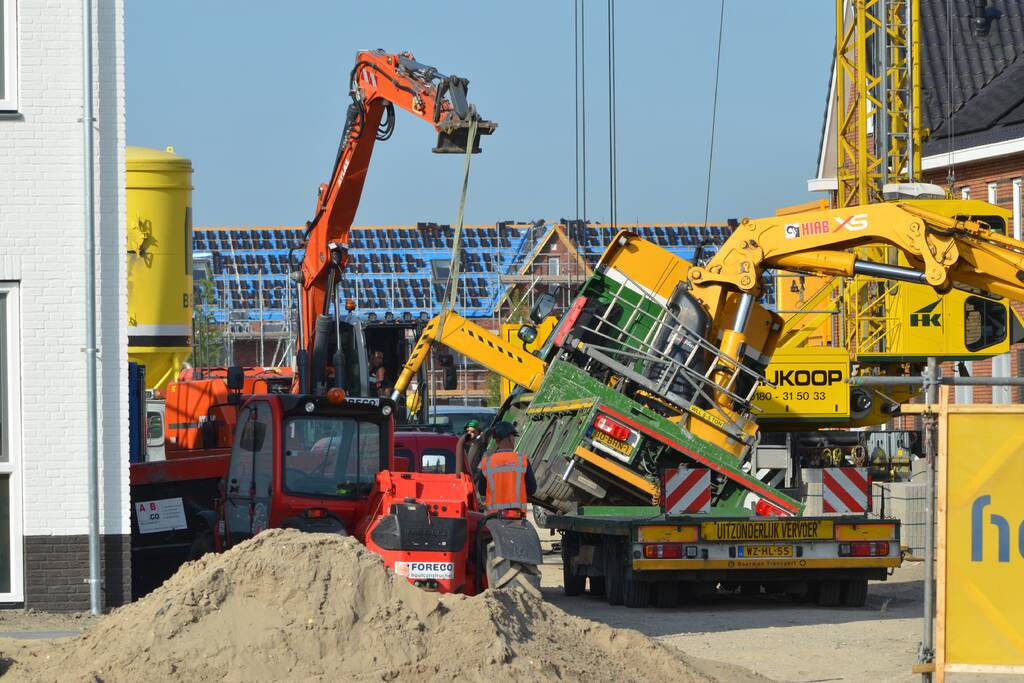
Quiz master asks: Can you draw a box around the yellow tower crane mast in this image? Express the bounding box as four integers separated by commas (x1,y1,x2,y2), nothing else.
835,0,922,208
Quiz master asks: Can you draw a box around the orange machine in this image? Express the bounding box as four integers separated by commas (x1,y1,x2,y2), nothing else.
129,51,539,599
295,50,495,396
165,367,293,453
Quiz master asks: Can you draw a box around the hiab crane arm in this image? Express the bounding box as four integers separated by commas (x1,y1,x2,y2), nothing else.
686,200,1024,431
394,201,1024,455
295,49,496,394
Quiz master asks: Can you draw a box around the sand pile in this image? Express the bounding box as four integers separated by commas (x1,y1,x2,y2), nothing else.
0,530,731,682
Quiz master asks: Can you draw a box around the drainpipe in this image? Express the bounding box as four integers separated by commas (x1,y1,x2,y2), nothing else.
82,0,101,616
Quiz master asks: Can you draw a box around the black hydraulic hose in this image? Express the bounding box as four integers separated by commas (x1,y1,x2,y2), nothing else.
306,102,362,236
352,60,423,100
288,243,305,353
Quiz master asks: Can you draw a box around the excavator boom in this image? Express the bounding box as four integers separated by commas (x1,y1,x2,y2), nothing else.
295,50,495,394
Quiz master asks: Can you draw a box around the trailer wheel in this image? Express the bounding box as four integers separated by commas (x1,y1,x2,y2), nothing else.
654,581,678,608
603,539,625,606
486,542,542,599
588,576,606,596
815,579,842,607
561,537,585,597
739,582,761,598
842,579,868,607
623,578,650,608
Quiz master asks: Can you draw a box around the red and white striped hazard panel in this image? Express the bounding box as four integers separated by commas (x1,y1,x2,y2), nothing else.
661,468,711,515
361,69,378,88
822,467,870,514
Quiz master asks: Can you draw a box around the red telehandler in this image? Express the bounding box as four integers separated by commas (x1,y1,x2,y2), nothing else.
129,50,542,597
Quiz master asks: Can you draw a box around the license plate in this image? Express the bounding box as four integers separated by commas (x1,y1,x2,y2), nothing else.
593,430,632,455
738,545,793,558
701,519,834,542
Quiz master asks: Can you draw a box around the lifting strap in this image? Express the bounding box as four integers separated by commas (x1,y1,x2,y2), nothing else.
437,118,479,334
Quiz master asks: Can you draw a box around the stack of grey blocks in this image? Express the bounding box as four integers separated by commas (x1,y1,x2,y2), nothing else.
872,459,932,558
799,461,933,558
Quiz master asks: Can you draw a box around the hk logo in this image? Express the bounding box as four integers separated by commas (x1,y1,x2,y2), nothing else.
971,495,1023,562
910,300,941,327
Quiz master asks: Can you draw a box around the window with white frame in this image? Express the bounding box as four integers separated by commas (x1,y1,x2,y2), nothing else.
1,0,17,112
0,284,23,601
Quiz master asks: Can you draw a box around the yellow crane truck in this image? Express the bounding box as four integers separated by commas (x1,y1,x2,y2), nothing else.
388,199,1024,607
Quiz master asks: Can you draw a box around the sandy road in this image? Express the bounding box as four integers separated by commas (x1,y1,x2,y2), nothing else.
0,552,992,683
536,541,925,683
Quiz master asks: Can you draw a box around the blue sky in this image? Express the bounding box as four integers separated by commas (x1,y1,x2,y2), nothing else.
126,1,834,228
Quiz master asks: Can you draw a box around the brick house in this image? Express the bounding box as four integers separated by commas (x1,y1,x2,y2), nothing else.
0,0,129,609
810,0,1024,404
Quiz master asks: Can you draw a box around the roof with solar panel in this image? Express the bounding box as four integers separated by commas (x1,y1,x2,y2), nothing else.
191,221,739,322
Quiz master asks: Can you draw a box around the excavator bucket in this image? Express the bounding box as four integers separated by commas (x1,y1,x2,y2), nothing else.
433,120,497,154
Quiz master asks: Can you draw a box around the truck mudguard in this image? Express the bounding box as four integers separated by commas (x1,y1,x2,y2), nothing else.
484,518,543,567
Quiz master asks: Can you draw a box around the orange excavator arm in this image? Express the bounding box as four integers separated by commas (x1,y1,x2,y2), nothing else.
295,49,496,394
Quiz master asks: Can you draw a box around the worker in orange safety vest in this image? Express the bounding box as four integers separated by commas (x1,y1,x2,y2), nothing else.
475,421,537,514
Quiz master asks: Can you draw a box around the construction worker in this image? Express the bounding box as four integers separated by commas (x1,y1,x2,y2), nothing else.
367,350,387,398
455,419,483,476
475,421,537,515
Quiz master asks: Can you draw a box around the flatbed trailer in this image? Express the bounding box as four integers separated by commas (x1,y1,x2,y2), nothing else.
549,507,901,608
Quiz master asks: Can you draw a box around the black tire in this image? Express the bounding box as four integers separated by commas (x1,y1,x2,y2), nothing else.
509,567,542,598
815,579,842,607
654,581,679,608
588,576,606,596
842,579,869,607
739,582,761,599
623,578,651,608
487,542,541,598
561,538,585,597
603,539,625,606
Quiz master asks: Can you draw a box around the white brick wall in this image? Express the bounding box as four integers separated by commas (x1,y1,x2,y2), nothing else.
0,0,127,537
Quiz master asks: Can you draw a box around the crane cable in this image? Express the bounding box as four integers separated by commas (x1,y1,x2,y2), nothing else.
693,0,726,266
945,0,955,191
702,0,726,230
607,0,617,231
437,118,479,332
580,0,588,230
572,0,581,288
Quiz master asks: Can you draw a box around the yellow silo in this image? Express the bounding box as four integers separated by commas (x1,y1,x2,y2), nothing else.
126,146,194,392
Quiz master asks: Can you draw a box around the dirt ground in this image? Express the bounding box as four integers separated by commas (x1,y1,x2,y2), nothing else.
533,530,927,683
0,537,941,683
0,610,96,640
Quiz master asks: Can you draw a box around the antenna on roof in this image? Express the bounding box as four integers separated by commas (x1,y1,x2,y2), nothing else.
973,0,994,37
